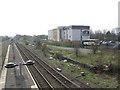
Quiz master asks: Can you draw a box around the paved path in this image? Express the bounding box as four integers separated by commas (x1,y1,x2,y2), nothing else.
0,45,10,89
49,45,92,53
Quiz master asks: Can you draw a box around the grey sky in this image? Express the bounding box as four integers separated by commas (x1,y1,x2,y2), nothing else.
0,0,119,36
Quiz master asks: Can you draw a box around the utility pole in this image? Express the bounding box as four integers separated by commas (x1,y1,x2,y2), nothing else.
19,62,22,88
80,29,83,48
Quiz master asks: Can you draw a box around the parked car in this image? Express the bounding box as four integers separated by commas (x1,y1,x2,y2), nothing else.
109,41,116,43
102,41,109,45
109,41,116,45
23,60,35,65
83,41,95,46
98,41,103,44
4,62,18,68
97,41,103,45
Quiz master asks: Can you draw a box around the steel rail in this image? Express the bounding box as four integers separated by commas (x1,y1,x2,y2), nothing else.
16,42,93,89
20,44,80,88
16,43,54,89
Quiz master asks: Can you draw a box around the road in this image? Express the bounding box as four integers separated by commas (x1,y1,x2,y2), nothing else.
0,44,37,89
49,45,92,53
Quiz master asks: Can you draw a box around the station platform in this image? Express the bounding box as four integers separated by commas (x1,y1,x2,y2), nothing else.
0,44,38,89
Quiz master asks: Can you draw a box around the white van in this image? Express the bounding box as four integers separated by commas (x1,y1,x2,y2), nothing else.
83,41,95,46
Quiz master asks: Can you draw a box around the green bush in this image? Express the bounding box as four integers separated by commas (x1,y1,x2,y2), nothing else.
45,41,74,47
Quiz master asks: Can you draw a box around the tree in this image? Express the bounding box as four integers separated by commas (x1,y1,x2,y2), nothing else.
25,41,29,45
118,34,120,42
35,41,42,49
41,43,48,57
92,43,98,54
91,30,103,40
106,31,111,41
2,36,10,41
14,34,22,40
73,42,80,57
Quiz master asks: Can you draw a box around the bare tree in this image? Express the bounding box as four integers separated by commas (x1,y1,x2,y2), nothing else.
106,31,112,41
92,43,98,54
41,43,48,57
73,42,80,57
35,41,42,49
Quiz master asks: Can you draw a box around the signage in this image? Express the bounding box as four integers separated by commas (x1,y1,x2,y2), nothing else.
82,30,89,36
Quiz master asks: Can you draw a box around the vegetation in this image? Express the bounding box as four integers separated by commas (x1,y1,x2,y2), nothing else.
46,45,119,88
1,40,10,67
49,46,117,65
25,41,29,45
24,40,119,88
90,29,118,41
35,41,42,49
18,29,120,88
44,41,74,47
73,42,80,57
92,44,98,54
14,34,48,42
59,61,118,88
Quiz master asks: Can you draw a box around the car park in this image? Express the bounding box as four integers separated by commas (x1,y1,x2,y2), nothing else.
4,62,18,68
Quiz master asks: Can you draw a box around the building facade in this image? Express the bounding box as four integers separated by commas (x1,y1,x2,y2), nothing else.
48,25,90,42
48,30,53,40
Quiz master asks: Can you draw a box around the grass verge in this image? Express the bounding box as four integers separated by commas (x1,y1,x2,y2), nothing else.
25,44,119,88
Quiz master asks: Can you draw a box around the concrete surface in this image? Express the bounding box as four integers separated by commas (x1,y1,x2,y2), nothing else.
0,44,38,89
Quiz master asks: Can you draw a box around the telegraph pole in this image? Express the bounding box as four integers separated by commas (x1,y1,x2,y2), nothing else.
80,29,83,48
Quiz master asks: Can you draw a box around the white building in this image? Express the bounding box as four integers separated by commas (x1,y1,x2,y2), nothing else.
48,30,53,40
48,25,90,42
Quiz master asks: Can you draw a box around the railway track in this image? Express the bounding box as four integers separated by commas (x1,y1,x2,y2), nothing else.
20,48,67,89
16,44,67,89
16,43,92,89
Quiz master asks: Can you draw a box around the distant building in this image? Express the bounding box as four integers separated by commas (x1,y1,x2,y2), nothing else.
53,28,58,41
115,28,120,35
48,25,90,42
111,28,120,35
48,30,53,40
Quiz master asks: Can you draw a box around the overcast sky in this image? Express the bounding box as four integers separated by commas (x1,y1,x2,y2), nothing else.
0,0,119,36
